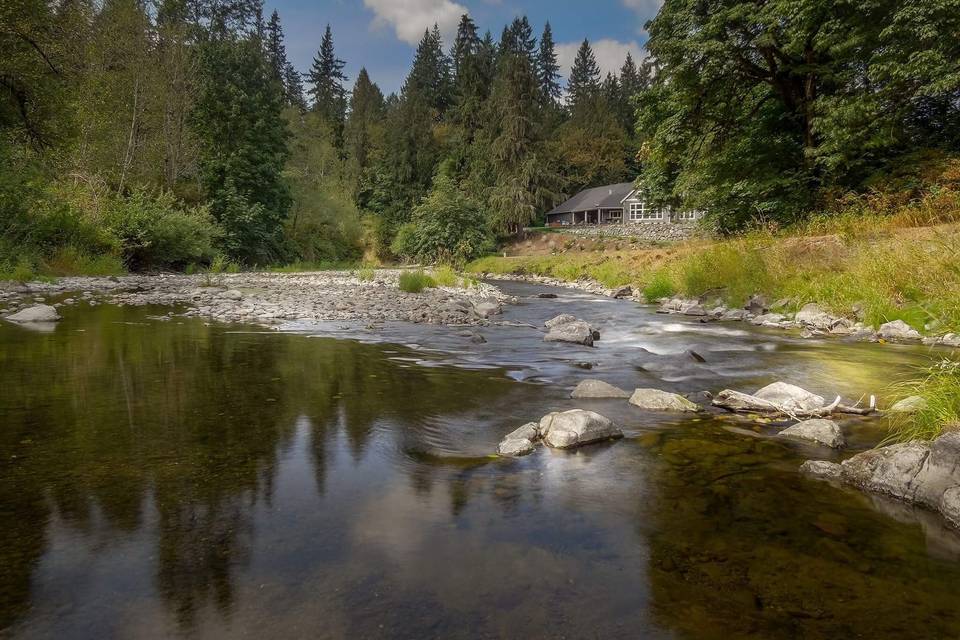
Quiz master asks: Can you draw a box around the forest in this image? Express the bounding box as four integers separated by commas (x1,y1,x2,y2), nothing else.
1,0,958,276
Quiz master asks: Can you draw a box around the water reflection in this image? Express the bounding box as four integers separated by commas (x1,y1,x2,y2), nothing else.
1,297,959,639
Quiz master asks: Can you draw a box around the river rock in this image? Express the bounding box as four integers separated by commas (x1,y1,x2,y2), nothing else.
795,303,835,329
628,388,699,412
498,422,541,457
570,379,631,399
683,304,708,317
753,382,826,413
750,313,786,326
473,300,501,319
811,432,960,528
611,286,633,299
800,459,843,480
721,309,749,321
221,289,243,300
536,292,558,299
779,419,846,448
887,395,928,414
5,304,61,323
745,294,768,314
878,319,921,341
544,314,577,328
539,410,622,449
544,319,596,346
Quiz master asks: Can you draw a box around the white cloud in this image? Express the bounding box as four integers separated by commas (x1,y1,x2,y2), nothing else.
363,0,467,46
555,39,646,80
622,0,664,34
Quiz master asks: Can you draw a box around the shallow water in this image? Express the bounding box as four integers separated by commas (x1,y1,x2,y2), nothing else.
2,283,959,639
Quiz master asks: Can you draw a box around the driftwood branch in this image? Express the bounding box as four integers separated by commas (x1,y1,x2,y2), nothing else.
713,391,874,419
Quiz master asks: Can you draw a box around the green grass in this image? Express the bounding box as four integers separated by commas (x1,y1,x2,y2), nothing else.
269,260,360,273
642,270,676,301
431,265,460,287
399,269,436,293
356,265,376,281
886,359,960,442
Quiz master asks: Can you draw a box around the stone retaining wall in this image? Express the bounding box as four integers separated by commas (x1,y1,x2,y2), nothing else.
554,222,699,241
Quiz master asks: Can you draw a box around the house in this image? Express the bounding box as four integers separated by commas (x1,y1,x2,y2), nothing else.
544,182,703,226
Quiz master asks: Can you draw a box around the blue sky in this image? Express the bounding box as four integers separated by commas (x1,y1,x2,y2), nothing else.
267,0,663,95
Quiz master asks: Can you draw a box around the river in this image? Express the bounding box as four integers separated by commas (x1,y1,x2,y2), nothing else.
1,281,959,638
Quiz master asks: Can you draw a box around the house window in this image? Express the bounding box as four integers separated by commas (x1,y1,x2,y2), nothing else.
607,209,622,222
677,210,699,221
628,201,663,221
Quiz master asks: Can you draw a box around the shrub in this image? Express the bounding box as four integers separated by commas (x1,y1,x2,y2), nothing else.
643,271,676,300
431,265,460,287
103,188,221,271
399,269,436,293
356,265,375,281
393,174,494,266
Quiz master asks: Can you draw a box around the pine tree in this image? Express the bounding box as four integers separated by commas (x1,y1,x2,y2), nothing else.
536,22,561,108
284,62,306,110
344,68,384,171
451,14,479,82
567,39,601,114
307,24,348,128
265,11,286,82
405,25,452,115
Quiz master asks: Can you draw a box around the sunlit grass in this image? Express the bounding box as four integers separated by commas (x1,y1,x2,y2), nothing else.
886,358,960,443
399,269,436,293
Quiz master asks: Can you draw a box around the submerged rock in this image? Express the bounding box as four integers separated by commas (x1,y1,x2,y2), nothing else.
804,432,960,528
498,422,541,457
5,304,61,323
628,388,699,412
539,410,622,449
779,419,846,448
570,379,631,399
473,300,501,319
800,459,843,480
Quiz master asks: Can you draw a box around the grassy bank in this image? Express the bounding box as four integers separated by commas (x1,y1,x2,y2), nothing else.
469,183,960,335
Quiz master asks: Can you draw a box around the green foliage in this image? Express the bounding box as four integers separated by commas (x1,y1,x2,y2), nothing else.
887,359,960,443
103,188,220,270
393,172,493,266
356,265,375,281
398,269,436,293
643,271,676,301
431,265,460,287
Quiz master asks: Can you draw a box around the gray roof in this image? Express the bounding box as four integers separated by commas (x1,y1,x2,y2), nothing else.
546,182,636,216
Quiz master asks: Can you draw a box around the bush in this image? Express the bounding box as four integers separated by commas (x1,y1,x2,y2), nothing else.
399,269,436,293
431,265,460,287
643,271,676,300
104,188,221,271
356,265,375,281
393,174,494,266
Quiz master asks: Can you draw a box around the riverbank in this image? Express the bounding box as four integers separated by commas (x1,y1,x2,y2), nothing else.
0,270,507,329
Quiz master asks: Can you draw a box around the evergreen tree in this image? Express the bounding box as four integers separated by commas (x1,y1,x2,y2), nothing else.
451,14,479,82
307,24,347,128
284,62,306,110
567,39,601,114
193,33,291,264
344,68,384,173
536,22,561,108
265,10,303,108
405,25,453,116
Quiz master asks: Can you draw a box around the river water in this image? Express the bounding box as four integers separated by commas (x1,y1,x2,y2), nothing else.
2,281,959,639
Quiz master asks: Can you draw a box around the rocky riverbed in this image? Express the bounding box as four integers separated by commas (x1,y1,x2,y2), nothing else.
0,270,509,329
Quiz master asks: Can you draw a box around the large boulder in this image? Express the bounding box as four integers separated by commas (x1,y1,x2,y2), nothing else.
544,319,596,346
498,422,541,457
878,319,921,341
5,304,60,323
628,388,699,412
750,313,786,326
753,382,826,413
779,419,846,448
473,300,501,319
570,379,631,399
544,314,577,329
805,432,960,528
611,286,633,299
539,410,622,449
794,303,835,330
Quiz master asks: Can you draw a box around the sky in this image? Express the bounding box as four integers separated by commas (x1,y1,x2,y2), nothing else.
267,0,664,95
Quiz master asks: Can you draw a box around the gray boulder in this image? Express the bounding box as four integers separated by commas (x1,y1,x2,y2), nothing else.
544,314,577,329
745,294,768,314
611,286,633,299
888,395,928,414
753,382,826,413
779,419,846,448
220,289,243,300
6,304,60,323
473,300,501,319
720,309,749,321
539,410,622,449
628,388,699,412
683,304,708,317
570,380,631,399
544,319,596,346
794,303,837,330
878,319,921,341
498,422,541,457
